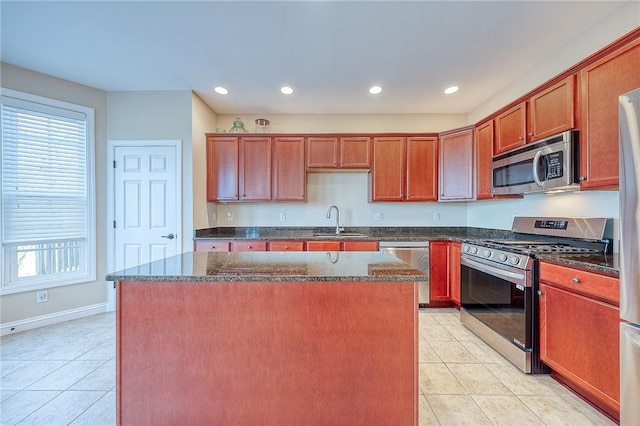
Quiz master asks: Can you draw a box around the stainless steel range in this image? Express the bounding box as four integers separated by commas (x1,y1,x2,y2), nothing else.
460,217,613,374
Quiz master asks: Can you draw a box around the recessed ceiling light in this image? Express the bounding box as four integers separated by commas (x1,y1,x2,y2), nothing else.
369,86,383,95
214,86,229,95
444,86,459,95
280,86,294,95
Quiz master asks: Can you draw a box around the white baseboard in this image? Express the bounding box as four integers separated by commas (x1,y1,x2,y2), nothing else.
1,303,109,336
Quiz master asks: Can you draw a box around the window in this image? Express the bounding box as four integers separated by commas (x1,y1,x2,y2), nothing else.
1,89,95,294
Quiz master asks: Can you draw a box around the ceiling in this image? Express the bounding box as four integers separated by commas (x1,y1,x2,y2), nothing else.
0,1,631,115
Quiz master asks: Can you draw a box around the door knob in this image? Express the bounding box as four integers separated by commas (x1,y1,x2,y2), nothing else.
161,233,175,240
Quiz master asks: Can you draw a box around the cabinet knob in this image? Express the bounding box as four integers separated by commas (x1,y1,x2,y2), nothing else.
537,290,544,296
528,132,534,137
518,136,524,141
578,176,586,181
571,277,581,284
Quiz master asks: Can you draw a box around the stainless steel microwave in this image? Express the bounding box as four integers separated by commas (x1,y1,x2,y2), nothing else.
492,130,579,195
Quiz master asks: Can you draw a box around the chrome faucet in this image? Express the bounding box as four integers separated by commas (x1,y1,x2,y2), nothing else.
326,205,342,235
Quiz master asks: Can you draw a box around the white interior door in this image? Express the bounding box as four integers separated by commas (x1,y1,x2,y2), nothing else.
113,144,180,273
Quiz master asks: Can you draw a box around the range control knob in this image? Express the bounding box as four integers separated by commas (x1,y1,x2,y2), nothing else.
462,244,470,253
482,249,492,258
470,246,478,255
508,256,520,265
498,253,508,262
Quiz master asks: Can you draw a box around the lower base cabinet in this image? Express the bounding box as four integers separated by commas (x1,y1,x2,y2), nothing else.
428,241,459,307
538,262,620,421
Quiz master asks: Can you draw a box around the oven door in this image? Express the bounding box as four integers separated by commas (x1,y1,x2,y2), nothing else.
460,255,533,350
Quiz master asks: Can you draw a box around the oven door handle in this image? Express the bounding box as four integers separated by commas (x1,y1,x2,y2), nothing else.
461,255,528,286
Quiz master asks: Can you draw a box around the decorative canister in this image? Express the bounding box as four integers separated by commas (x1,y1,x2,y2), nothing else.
255,118,270,133
229,118,247,133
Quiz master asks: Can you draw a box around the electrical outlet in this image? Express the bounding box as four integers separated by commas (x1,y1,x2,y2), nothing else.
227,211,233,221
36,290,48,303
374,212,384,221
211,212,216,221
433,212,440,221
280,213,286,221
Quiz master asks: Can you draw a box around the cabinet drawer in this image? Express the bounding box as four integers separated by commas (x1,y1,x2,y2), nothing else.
194,241,230,252
231,241,268,252
269,241,305,251
539,261,619,305
342,241,379,251
306,241,341,251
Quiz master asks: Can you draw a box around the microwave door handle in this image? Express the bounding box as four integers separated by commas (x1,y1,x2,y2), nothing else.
532,151,544,187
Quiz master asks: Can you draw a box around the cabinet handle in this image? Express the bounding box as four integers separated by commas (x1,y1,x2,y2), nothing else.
572,277,581,284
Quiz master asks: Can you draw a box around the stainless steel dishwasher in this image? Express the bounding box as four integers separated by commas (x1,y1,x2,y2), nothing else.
379,241,430,307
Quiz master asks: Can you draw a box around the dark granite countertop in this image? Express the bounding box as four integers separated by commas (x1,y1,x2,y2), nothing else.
106,251,427,282
193,226,512,242
536,253,619,277
192,226,620,275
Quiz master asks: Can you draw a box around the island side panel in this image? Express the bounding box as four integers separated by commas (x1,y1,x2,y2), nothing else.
116,280,418,425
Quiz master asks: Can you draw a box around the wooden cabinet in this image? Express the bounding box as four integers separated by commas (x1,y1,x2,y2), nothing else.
448,242,461,306
370,136,438,202
528,76,575,142
269,241,305,251
231,241,268,252
307,240,378,251
206,137,239,201
406,137,438,201
579,37,640,189
475,120,494,200
370,137,405,201
194,240,230,252
439,127,474,201
538,262,619,420
306,136,370,169
495,102,526,155
429,241,450,303
239,137,272,201
273,137,306,201
306,241,342,251
342,240,379,251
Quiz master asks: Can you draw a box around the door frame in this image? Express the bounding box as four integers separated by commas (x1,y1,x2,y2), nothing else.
106,139,182,311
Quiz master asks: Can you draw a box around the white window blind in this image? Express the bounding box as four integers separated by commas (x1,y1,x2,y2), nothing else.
1,89,95,293
2,104,87,243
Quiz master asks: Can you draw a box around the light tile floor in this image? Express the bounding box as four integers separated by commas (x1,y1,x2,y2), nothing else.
0,308,616,425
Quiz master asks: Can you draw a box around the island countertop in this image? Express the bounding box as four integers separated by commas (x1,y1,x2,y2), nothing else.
106,250,427,282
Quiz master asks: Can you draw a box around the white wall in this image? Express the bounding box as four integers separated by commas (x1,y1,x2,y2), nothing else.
0,63,109,325
107,90,194,253
468,2,640,123
214,172,468,228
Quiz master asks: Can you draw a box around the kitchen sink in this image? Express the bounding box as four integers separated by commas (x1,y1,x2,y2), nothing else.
312,232,369,238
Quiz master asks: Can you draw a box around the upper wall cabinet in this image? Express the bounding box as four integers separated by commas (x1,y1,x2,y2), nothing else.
475,120,494,200
306,136,371,169
439,127,474,201
528,76,576,142
370,136,438,202
273,137,306,201
206,135,305,202
579,37,640,190
494,76,576,156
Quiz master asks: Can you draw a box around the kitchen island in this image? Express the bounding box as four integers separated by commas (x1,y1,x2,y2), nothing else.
106,251,426,426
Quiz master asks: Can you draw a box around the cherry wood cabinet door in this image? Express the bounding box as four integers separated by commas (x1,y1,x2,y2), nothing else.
306,137,339,168
273,137,306,201
439,127,474,201
230,241,268,252
495,102,526,155
340,136,371,168
206,137,239,201
342,241,379,251
448,242,461,306
371,137,405,201
538,283,620,418
268,241,305,251
528,75,576,142
579,38,640,190
306,241,342,251
406,137,438,201
194,241,231,252
429,241,450,302
239,137,272,201
475,120,494,200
